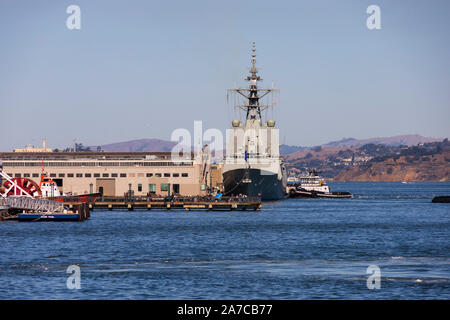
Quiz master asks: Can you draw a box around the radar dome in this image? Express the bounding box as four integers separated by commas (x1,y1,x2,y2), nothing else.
266,119,276,127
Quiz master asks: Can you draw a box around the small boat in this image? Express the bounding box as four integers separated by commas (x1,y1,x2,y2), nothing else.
287,170,352,199
18,213,81,222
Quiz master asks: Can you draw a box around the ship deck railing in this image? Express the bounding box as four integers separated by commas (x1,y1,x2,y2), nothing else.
225,155,283,159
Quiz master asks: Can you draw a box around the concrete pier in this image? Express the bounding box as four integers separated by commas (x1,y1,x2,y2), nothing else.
65,196,262,211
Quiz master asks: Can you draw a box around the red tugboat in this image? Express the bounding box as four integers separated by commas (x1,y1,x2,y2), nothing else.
39,170,100,203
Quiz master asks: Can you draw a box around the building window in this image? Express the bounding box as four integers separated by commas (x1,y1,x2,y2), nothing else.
120,173,126,177
77,173,83,178
160,184,169,192
138,184,142,192
111,173,118,177
164,173,170,177
50,173,56,177
173,184,180,194
59,173,65,178
173,173,179,177
146,173,153,177
155,173,162,177
32,173,39,178
182,173,188,177
24,173,30,177
1,160,195,168
102,173,109,177
68,173,74,178
149,184,156,193
94,173,100,178
85,173,91,177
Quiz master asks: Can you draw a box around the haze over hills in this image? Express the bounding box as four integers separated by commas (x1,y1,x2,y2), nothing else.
91,134,441,154
322,134,442,148
281,134,442,154
90,139,176,152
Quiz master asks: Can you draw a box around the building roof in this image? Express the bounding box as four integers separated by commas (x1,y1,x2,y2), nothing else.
0,152,195,161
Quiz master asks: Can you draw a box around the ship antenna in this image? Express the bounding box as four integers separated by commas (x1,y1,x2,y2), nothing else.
246,41,262,119
227,41,279,123
251,41,257,77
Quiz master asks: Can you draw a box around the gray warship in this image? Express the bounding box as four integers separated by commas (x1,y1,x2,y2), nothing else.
222,42,287,200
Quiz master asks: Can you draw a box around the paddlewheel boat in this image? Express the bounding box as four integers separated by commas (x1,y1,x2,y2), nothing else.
1,167,100,203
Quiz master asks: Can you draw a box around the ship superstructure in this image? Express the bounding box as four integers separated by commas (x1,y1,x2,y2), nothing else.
222,42,287,200
298,170,330,193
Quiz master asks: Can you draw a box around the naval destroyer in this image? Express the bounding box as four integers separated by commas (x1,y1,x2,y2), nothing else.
222,42,287,200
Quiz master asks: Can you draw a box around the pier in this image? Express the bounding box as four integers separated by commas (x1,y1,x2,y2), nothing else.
0,196,65,213
64,196,262,211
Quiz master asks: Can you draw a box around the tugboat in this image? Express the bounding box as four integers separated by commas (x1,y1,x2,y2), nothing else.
39,169,100,203
287,170,352,198
432,196,450,203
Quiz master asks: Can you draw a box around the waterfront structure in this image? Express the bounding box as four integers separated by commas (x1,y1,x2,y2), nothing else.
0,151,214,197
222,42,287,200
13,138,52,153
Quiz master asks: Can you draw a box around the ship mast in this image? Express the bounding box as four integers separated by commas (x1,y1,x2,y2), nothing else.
228,41,279,122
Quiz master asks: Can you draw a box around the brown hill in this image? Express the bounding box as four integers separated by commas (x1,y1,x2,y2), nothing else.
285,140,450,181
334,151,450,182
285,145,358,162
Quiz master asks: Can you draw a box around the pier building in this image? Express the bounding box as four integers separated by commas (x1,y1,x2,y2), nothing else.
0,152,218,197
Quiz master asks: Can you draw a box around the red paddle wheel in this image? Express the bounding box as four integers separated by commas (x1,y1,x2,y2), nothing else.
2,178,42,197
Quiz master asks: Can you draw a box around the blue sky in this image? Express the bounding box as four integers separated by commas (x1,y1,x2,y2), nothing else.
0,0,449,151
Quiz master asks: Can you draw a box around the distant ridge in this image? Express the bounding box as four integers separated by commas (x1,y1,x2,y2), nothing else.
280,145,307,155
280,135,442,155
322,134,441,148
91,139,176,152
89,135,442,153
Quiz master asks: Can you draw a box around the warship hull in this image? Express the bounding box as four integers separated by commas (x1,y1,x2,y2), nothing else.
223,168,286,200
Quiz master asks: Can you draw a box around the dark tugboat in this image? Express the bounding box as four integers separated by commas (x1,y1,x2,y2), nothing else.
432,196,450,203
287,170,352,199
